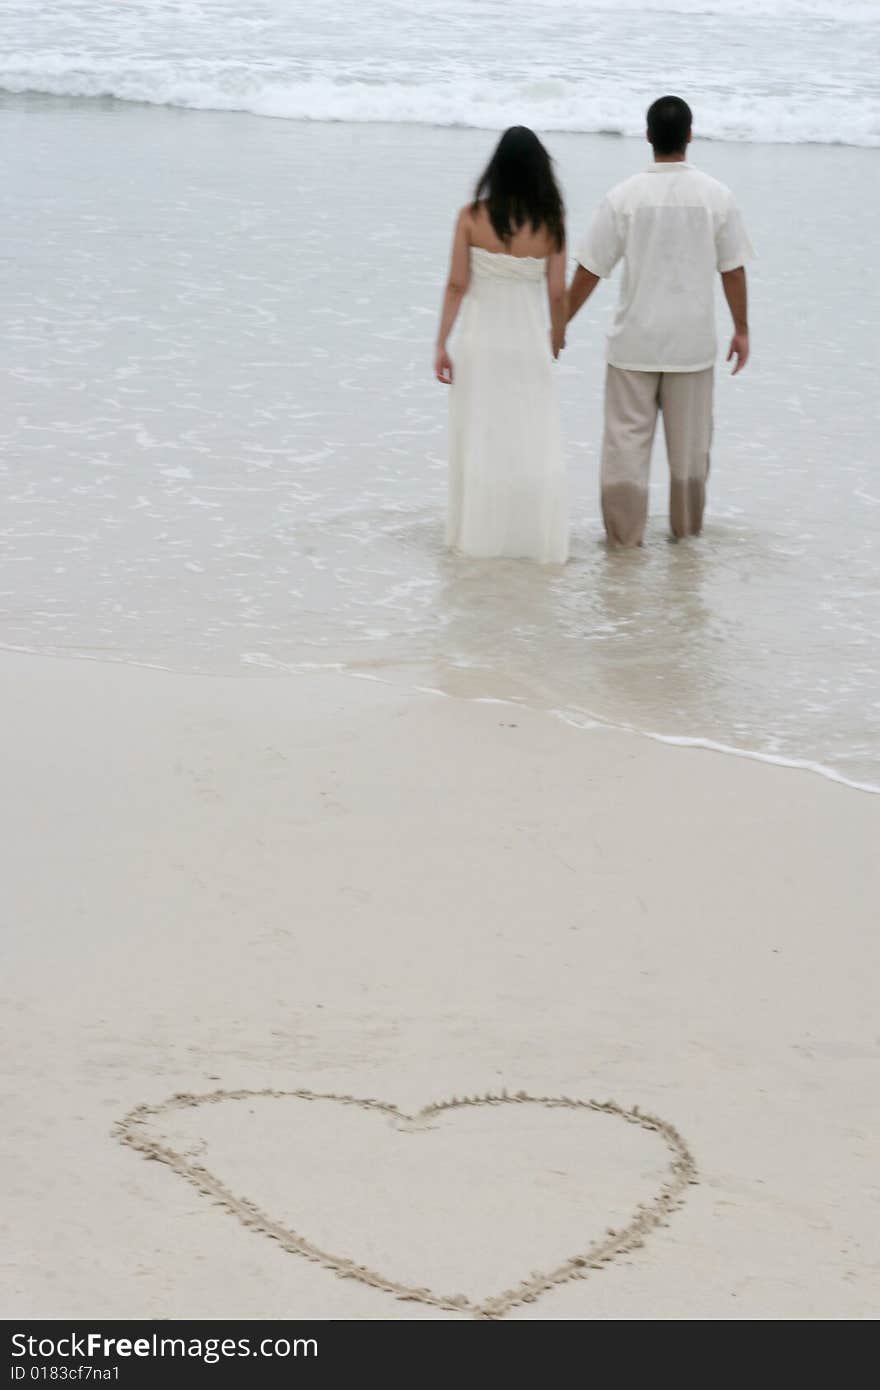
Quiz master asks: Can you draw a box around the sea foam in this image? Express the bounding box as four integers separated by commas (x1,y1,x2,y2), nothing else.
2,0,878,147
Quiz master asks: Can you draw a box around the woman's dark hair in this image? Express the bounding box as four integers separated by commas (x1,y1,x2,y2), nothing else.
473,126,565,251
647,95,693,155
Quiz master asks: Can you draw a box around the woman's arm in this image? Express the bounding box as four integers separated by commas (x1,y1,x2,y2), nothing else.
435,209,471,384
547,245,567,359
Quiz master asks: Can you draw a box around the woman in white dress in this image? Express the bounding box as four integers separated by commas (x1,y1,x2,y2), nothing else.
434,126,568,565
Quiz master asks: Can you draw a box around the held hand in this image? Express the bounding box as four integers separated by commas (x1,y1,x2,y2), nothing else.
727,331,749,375
434,347,454,384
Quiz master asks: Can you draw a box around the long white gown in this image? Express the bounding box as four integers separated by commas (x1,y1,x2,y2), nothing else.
447,246,568,564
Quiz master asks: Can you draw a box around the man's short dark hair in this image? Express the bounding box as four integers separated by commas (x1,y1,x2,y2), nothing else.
647,96,692,155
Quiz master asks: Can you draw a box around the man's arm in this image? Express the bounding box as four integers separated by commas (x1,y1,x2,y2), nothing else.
721,265,749,375
567,196,619,326
567,265,600,324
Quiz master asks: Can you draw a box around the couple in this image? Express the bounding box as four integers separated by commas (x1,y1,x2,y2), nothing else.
435,96,754,563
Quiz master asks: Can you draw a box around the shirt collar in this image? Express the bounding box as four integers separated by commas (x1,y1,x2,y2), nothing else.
645,161,693,172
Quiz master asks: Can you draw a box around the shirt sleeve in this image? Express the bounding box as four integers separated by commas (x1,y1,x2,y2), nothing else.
716,195,755,273
577,198,623,278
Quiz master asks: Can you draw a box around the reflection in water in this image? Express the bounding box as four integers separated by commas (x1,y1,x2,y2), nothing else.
426,535,723,744
429,553,566,704
575,541,718,728
338,509,878,791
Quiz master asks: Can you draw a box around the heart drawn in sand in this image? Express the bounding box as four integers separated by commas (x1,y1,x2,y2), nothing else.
116,1088,697,1319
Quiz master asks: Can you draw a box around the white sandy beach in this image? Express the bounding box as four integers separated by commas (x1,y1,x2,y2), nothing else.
2,651,878,1319
2,0,879,1325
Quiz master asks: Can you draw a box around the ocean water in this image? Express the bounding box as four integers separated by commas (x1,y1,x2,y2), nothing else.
1,0,879,146
0,4,878,791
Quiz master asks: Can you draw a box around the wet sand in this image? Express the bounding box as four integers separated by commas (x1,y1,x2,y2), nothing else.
2,651,878,1319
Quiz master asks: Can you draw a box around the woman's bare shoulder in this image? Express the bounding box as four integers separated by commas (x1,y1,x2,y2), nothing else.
457,202,482,233
464,201,505,251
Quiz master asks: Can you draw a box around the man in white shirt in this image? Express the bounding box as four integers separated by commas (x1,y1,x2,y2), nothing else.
568,96,754,547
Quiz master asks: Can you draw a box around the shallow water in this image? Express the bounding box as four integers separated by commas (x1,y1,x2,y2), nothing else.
0,100,878,788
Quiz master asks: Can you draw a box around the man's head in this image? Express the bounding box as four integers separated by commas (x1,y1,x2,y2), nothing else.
646,96,693,157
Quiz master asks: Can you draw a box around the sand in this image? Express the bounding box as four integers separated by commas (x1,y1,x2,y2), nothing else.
2,650,878,1320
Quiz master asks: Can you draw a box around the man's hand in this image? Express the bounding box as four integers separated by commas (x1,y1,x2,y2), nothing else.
434,346,453,384
726,331,749,375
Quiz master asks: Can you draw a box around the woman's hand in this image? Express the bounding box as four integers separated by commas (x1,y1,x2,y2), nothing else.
435,346,454,384
552,330,566,360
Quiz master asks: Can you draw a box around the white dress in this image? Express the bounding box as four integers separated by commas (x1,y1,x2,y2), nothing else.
447,247,568,564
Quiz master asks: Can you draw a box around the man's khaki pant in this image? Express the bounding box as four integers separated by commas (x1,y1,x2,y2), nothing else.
601,365,714,547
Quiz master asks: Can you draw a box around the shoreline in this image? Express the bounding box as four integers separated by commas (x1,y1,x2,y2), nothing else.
4,641,877,798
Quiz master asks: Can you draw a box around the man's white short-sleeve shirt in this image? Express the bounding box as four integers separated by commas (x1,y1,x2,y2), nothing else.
577,163,754,372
